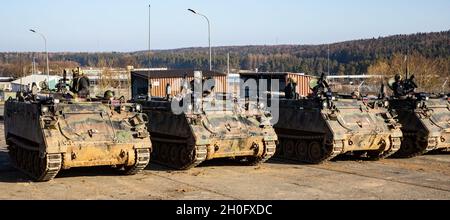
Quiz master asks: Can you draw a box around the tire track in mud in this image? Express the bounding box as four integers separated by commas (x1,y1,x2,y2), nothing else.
271,158,450,193
144,171,240,200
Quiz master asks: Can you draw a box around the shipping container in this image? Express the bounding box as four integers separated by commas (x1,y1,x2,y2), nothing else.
239,72,314,98
131,69,228,98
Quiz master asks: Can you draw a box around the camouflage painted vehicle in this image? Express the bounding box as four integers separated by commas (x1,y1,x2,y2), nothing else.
388,75,450,157
274,74,402,164
4,90,151,181
138,72,277,170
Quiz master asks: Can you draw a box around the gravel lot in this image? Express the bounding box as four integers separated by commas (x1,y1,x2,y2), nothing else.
0,122,449,200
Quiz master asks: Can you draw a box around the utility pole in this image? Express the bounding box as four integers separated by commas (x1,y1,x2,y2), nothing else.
32,57,36,75
147,3,153,100
30,29,49,82
148,4,151,68
327,44,330,75
227,53,230,75
32,57,36,84
188,9,212,71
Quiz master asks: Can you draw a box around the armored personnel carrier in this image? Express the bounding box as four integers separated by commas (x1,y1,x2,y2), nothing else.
137,71,277,170
4,76,151,181
388,75,450,157
274,74,403,164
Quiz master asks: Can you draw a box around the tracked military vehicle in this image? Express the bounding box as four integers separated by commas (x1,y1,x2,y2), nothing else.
388,75,450,158
137,71,277,170
273,74,403,164
4,76,151,181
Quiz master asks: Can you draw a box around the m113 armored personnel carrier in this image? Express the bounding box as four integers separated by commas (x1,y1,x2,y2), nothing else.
272,74,403,163
388,74,450,157
4,73,151,181
137,71,277,170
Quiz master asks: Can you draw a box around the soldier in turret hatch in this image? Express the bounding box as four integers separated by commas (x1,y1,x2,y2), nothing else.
71,68,90,98
392,74,405,97
403,75,418,95
313,73,331,97
284,78,296,99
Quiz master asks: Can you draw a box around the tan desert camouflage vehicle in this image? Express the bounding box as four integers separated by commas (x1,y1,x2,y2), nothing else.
270,74,402,164
4,91,151,181
138,73,277,170
388,75,450,157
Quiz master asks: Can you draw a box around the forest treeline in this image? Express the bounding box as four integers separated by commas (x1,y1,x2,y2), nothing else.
1,31,449,84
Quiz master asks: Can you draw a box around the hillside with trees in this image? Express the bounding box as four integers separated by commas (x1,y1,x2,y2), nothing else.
1,30,448,91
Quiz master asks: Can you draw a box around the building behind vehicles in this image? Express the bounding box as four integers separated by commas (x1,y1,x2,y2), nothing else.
239,71,312,99
240,73,402,164
387,74,450,157
4,72,151,181
133,70,277,170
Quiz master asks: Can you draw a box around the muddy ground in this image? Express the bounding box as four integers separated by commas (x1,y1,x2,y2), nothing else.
0,122,449,200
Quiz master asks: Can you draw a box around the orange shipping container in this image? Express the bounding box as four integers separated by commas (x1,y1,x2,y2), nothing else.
239,72,314,98
131,69,228,98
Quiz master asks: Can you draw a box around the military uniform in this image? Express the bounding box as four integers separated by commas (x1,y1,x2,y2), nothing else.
77,76,90,98
284,82,295,99
71,68,90,98
392,75,405,97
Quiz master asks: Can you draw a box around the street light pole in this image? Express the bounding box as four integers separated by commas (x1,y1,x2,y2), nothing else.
188,9,212,71
148,4,151,68
30,29,49,82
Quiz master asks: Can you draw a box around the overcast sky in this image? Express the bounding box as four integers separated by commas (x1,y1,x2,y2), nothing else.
1,0,449,52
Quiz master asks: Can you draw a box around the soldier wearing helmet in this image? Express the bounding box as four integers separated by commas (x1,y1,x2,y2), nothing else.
403,75,418,95
284,78,297,100
104,90,115,100
313,73,331,98
71,67,90,98
392,74,405,97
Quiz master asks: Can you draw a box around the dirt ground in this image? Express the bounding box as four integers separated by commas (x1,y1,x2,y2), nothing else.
0,122,449,200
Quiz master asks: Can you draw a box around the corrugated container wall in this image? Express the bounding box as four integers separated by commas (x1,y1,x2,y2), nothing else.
239,72,314,98
286,73,313,97
131,70,228,98
148,76,227,98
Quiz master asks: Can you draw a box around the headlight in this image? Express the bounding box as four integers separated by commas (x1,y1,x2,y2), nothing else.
384,101,389,107
323,102,328,109
331,97,336,101
135,104,142,112
416,102,422,108
41,106,49,114
425,97,429,101
53,99,60,104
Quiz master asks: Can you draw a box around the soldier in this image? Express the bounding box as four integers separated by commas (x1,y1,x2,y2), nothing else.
71,68,90,98
104,90,115,100
284,78,296,100
70,68,80,94
403,75,418,95
165,83,172,100
77,71,90,98
313,73,331,97
392,74,405,97
31,82,39,95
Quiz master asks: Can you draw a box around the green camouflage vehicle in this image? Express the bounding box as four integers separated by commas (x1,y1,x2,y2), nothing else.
260,74,402,164
4,84,151,181
388,75,450,157
137,72,277,170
